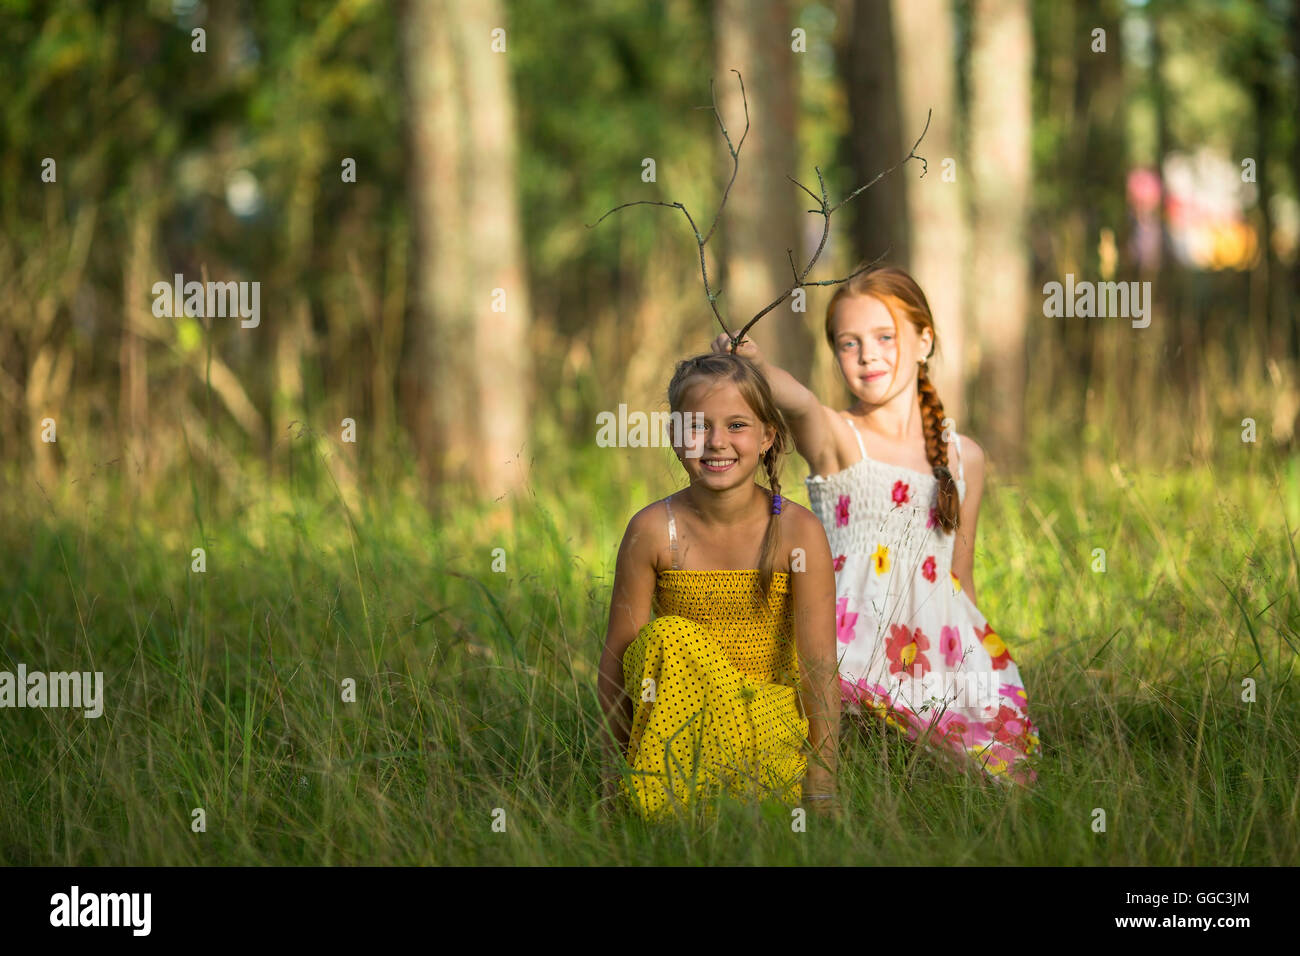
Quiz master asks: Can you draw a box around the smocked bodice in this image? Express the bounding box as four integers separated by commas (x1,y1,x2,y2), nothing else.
652,570,799,686
806,457,966,581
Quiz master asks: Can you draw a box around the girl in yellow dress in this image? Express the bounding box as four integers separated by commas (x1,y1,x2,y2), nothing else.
597,353,841,821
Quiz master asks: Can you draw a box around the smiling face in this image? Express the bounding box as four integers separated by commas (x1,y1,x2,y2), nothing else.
673,376,774,492
828,294,933,406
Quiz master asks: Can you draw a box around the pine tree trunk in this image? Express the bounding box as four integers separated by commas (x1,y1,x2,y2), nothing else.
837,0,909,271
402,0,532,502
457,0,533,501
713,0,811,382
891,0,968,427
969,0,1032,470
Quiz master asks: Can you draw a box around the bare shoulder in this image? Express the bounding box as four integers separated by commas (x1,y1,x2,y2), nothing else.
819,403,848,433
781,501,830,550
952,432,985,480
621,499,670,559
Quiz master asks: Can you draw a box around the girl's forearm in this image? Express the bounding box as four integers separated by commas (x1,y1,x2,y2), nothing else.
799,660,840,787
753,356,820,422
809,705,839,768
596,656,631,755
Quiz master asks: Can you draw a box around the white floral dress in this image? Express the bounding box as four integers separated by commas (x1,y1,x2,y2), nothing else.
805,417,1041,784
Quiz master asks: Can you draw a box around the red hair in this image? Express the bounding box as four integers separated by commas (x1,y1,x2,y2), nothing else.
824,266,959,532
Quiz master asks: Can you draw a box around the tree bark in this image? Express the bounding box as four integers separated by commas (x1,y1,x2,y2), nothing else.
713,0,811,382
402,0,464,494
121,167,153,487
402,0,532,502
1284,0,1300,365
837,0,909,271
891,0,968,427
458,0,533,500
1292,0,1300,365
968,0,1032,471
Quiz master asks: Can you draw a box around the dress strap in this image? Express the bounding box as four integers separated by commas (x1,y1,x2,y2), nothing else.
951,433,965,482
665,495,681,570
842,415,868,463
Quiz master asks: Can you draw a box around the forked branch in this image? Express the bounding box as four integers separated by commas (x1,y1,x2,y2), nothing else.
586,69,751,339
586,71,932,347
730,108,932,346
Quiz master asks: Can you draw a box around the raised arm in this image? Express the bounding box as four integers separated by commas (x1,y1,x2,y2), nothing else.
711,333,840,475
596,506,658,802
786,504,840,812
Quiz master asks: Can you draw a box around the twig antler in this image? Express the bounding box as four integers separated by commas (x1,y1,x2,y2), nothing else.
731,108,931,346
586,71,932,348
586,69,750,340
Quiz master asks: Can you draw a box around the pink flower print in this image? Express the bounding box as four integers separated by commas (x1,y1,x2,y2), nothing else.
986,705,1031,747
999,683,1028,709
934,711,991,752
835,494,850,527
860,682,892,703
838,675,860,703
880,699,922,740
927,507,938,530
835,596,858,644
841,677,890,708
885,624,932,678
962,717,993,748
921,555,936,583
891,480,910,507
939,626,962,666
932,711,968,751
1005,760,1038,786
833,554,846,573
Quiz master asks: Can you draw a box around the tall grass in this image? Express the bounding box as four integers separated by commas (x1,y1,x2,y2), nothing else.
1,418,1297,865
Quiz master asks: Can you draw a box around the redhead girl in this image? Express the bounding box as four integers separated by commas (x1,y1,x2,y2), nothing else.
714,265,1040,784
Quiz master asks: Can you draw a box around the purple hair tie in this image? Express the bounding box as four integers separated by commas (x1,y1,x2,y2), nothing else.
771,493,783,515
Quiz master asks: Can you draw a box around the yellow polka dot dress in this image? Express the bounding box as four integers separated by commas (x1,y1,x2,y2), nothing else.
620,569,809,821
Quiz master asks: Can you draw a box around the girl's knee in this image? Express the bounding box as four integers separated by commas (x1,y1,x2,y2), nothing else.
636,615,707,655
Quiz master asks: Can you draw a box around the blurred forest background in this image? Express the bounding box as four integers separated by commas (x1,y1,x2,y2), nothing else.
2,0,1297,510
3,0,1300,868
